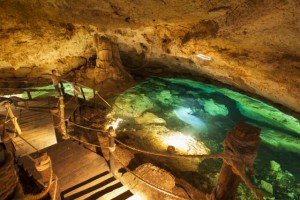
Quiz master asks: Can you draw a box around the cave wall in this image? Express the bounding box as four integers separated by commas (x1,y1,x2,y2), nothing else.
0,0,299,112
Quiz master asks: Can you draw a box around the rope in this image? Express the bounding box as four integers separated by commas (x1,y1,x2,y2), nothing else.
95,91,111,107
64,96,76,106
0,153,20,200
11,140,35,162
114,137,226,160
24,157,54,200
112,153,191,200
67,121,107,133
230,162,263,200
17,134,40,152
66,133,109,149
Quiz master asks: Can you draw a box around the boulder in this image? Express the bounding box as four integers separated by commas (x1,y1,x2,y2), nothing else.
135,112,166,125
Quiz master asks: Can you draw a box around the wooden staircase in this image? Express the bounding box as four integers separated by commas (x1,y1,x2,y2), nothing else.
20,140,134,200
61,171,133,200
0,95,135,199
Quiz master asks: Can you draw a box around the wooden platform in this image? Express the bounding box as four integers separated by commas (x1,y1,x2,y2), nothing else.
20,140,134,200
1,94,134,199
0,95,78,156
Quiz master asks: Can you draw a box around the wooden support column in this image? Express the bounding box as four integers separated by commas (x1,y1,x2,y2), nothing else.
214,122,261,200
26,90,32,100
35,153,61,200
108,127,116,175
80,87,86,102
50,107,64,143
0,119,16,158
4,102,22,135
0,144,24,199
59,82,65,95
58,97,68,139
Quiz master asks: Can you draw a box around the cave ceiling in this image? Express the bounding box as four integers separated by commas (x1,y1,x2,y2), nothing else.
0,0,299,112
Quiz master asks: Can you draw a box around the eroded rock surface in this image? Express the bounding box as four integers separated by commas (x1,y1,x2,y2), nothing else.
0,0,299,111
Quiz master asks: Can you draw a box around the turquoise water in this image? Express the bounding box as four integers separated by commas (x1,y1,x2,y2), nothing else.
111,77,300,199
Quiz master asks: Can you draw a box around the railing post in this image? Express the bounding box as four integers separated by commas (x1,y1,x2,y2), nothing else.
26,90,32,100
4,102,22,135
25,81,32,100
0,119,16,158
50,107,64,143
58,96,68,139
35,153,61,200
59,82,65,95
213,122,261,200
0,147,24,200
93,89,96,107
108,127,116,175
80,87,86,102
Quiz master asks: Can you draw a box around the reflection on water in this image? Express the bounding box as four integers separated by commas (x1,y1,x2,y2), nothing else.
111,77,300,200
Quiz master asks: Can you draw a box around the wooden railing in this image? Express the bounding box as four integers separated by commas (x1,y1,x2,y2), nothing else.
0,78,264,200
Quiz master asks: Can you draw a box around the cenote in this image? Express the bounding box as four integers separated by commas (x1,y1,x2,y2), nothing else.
109,77,300,200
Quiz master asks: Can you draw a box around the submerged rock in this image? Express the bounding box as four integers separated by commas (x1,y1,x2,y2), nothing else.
112,92,155,118
203,98,229,116
135,112,166,125
135,163,176,190
260,180,273,194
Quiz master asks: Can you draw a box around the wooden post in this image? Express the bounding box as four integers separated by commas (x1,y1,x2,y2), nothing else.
58,97,68,139
108,127,116,175
0,120,16,158
0,150,24,200
80,87,86,102
26,90,32,100
93,89,96,107
25,81,32,100
74,92,80,119
50,107,64,143
35,153,61,200
214,122,261,200
59,82,65,95
4,102,22,135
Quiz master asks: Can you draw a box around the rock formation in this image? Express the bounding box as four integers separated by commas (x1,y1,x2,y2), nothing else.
94,35,132,83
0,0,299,111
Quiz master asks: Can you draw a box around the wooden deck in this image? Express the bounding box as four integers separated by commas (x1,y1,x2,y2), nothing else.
1,94,134,199
0,95,78,156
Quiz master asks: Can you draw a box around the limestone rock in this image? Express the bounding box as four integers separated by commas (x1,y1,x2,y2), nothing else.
134,163,175,191
112,93,154,118
203,98,229,116
135,112,166,125
260,180,273,194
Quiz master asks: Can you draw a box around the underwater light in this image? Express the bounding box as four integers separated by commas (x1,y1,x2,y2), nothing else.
106,118,123,130
164,133,195,152
196,53,211,61
173,107,206,130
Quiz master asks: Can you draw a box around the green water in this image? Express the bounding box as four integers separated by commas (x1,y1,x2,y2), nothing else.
3,83,94,100
111,77,300,200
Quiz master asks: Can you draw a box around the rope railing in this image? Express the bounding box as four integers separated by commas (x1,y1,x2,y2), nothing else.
112,153,191,200
65,119,262,200
1,77,263,199
0,77,111,110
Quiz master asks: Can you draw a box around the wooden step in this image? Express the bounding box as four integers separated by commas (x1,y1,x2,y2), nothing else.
61,171,134,200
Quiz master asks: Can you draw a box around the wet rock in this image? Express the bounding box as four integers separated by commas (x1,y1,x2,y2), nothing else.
203,98,229,116
260,180,273,194
135,112,166,125
135,163,176,190
112,93,155,118
270,160,281,174
155,90,174,105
